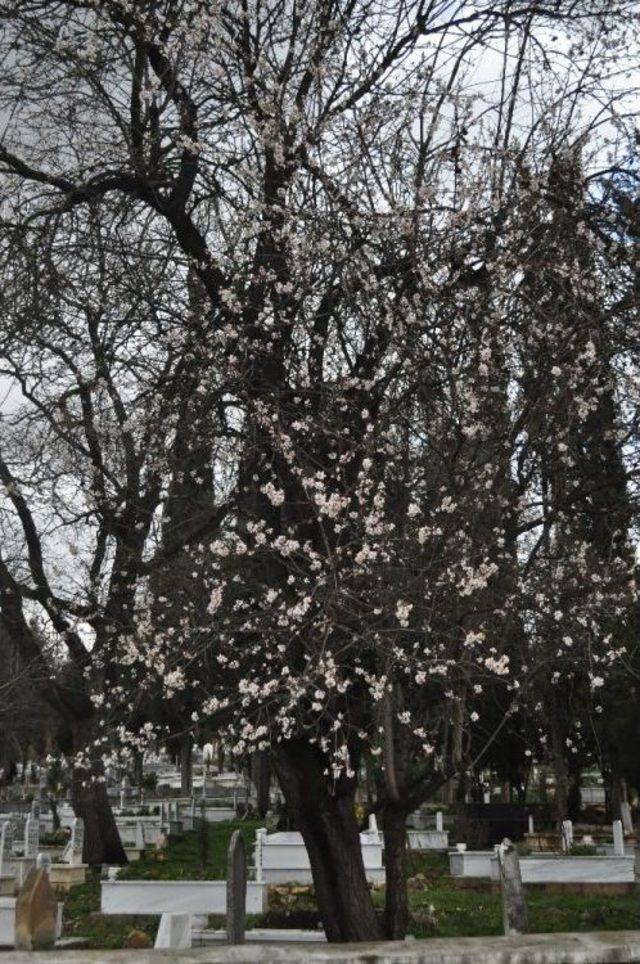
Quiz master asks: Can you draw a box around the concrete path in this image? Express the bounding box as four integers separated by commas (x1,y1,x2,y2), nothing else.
4,931,640,962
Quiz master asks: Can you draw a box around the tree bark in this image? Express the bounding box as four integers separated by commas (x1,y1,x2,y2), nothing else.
382,804,408,939
180,732,193,795
49,795,60,833
251,750,271,819
275,740,381,942
70,722,127,865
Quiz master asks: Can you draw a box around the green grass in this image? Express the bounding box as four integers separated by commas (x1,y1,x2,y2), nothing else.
62,825,640,948
117,818,261,881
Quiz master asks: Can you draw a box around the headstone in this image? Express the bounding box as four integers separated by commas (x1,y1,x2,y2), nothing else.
30,797,41,821
64,818,84,866
0,822,14,874
24,816,39,858
134,820,145,851
14,867,57,950
154,912,192,949
497,839,528,936
620,801,634,835
36,853,51,872
254,828,266,883
613,819,625,856
561,820,573,853
226,829,246,944
435,811,444,833
527,814,534,835
368,813,378,835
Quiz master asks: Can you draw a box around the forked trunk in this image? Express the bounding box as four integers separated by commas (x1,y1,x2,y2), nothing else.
382,804,408,939
275,740,381,942
70,722,127,865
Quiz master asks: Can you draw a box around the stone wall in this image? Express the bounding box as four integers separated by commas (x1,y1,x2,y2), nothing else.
5,931,640,963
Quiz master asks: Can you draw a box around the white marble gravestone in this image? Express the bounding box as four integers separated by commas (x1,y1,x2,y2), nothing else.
612,819,625,856
24,817,39,859
155,912,192,949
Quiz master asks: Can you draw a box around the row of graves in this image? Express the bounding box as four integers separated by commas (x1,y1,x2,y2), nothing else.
1,770,637,952
449,810,637,888
0,796,85,948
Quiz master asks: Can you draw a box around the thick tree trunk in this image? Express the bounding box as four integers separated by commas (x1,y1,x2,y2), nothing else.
275,740,381,942
180,732,193,795
70,722,127,865
251,750,271,819
382,804,408,939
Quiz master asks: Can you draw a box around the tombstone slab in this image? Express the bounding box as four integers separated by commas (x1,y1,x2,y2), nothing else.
154,912,192,949
497,838,528,936
14,867,57,950
612,819,625,857
226,830,246,945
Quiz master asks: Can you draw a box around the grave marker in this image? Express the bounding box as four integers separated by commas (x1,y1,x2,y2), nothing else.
226,829,246,944
435,811,444,833
561,820,573,853
0,822,14,875
64,818,84,866
24,816,39,859
620,801,634,835
497,839,528,936
155,912,192,949
14,867,57,950
135,820,145,851
613,819,625,856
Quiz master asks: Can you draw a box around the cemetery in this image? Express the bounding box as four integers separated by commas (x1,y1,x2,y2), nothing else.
0,751,639,958
2,0,640,960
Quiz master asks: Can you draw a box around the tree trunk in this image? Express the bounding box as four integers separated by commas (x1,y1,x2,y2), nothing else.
275,740,381,942
49,795,60,833
610,772,622,822
251,750,271,819
180,732,193,795
70,722,127,865
133,749,144,787
382,804,408,939
550,720,569,829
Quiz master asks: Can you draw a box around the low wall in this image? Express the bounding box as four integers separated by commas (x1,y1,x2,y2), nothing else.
5,931,640,963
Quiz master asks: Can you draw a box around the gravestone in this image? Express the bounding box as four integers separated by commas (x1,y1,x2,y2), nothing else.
64,818,84,866
134,820,145,851
24,816,39,858
0,822,14,874
613,819,625,856
36,853,51,872
561,820,573,853
620,801,634,835
14,867,57,950
497,838,528,936
527,814,534,835
155,912,192,949
226,829,246,944
30,797,41,821
435,811,444,833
